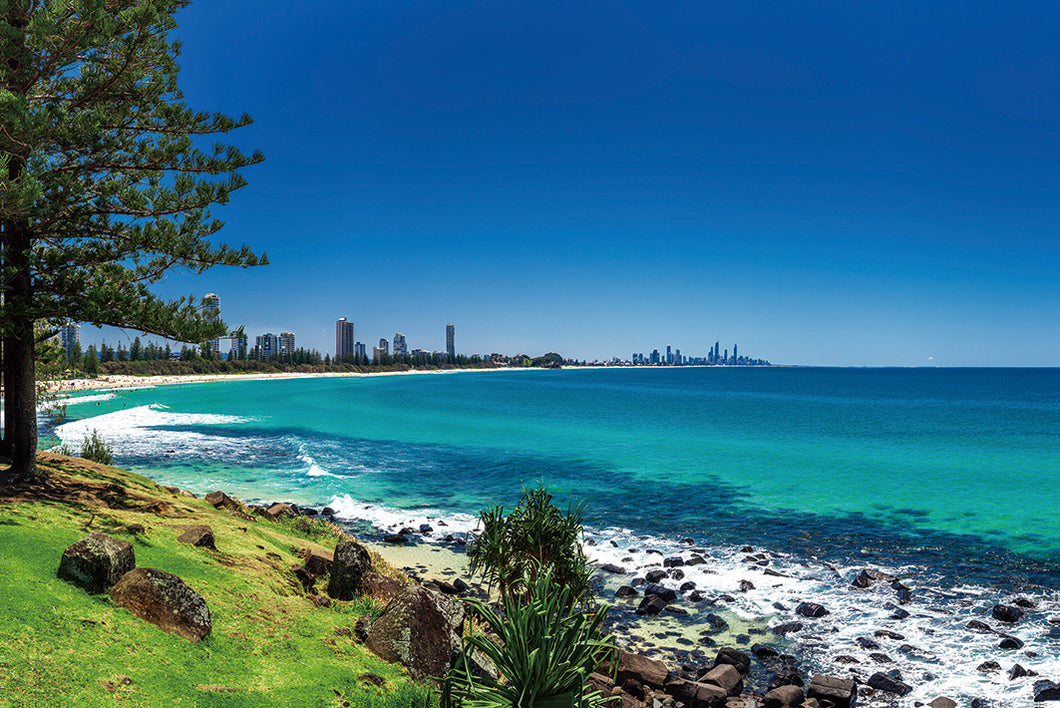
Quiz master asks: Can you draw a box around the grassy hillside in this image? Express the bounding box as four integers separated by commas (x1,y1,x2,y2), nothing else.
0,453,434,707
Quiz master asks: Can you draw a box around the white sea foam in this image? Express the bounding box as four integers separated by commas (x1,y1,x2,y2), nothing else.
328,493,480,539
57,392,116,405
54,404,256,459
297,444,341,478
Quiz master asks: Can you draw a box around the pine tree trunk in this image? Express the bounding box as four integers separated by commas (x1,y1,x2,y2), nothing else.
3,218,37,482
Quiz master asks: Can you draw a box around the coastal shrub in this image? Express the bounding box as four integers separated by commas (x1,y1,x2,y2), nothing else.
467,486,592,606
79,429,114,465
442,568,616,708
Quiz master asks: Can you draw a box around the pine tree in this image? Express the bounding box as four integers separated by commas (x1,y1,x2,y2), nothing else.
0,1,265,480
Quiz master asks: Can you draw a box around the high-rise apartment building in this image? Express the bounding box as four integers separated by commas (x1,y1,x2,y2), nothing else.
256,333,278,360
355,342,366,359
446,323,455,360
336,317,355,360
733,344,737,364
230,335,247,360
59,322,80,359
378,338,389,356
279,332,295,357
203,293,221,356
393,333,407,356
666,345,673,366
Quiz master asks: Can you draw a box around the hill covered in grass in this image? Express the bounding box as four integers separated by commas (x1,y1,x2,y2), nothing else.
0,452,434,707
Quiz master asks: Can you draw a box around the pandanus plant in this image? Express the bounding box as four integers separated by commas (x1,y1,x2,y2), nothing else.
441,568,617,708
466,486,592,608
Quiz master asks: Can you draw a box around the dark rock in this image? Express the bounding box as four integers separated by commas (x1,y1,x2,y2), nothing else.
896,587,913,603
645,569,668,583
365,586,464,679
664,556,685,568
868,653,893,664
643,584,677,602
363,572,408,602
763,684,805,708
772,601,788,611
890,607,911,619
664,677,727,706
425,579,459,595
768,670,804,688
699,663,742,695
353,615,371,641
309,594,332,607
383,534,407,545
603,650,669,690
875,629,905,640
686,555,707,565
1010,664,1036,680
688,590,707,603
993,604,1024,623
418,524,433,534
636,595,668,615
834,655,860,664
702,613,729,632
739,546,754,553
680,581,697,593
125,523,146,535
796,602,829,618
1035,680,1060,701
668,568,685,580
327,540,373,600
321,507,335,516
300,547,333,577
601,563,626,574
679,538,695,545
855,637,879,650
851,568,897,588
867,672,912,696
111,567,211,642
664,605,689,615
716,593,736,603
176,525,215,551
898,643,936,660
999,635,1025,650
398,527,415,536
292,565,315,592
205,491,240,510
263,503,296,521
57,533,135,594
772,622,803,636
712,647,751,675
928,699,958,708
1013,596,1037,609
977,661,1001,672
806,675,857,708
739,579,755,592
753,643,779,659
616,585,638,598
967,619,996,633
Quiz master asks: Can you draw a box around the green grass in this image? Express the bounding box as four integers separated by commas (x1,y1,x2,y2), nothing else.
0,454,435,707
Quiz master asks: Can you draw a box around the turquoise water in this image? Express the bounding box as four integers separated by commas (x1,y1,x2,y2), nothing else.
53,367,1060,701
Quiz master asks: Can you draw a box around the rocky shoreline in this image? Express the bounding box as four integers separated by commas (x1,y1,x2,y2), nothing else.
240,496,1060,706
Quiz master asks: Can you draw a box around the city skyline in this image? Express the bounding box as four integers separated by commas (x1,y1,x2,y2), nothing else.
77,2,1060,366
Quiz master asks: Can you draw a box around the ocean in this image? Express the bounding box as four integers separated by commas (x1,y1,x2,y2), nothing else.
51,367,1060,702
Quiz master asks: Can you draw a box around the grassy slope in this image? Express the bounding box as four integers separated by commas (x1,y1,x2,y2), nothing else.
0,453,433,707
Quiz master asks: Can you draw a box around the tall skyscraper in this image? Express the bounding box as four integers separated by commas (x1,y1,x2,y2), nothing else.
336,317,355,360
393,333,407,356
355,342,366,359
279,332,295,356
230,335,247,360
733,344,738,365
378,338,389,355
666,345,673,366
59,322,80,359
203,293,221,356
446,323,455,360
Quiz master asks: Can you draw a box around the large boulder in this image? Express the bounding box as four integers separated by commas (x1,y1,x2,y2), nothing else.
111,567,211,642
664,678,727,707
364,586,465,679
57,532,135,593
993,604,1024,623
300,547,334,577
603,651,669,691
763,685,805,708
204,491,240,511
327,540,373,600
176,525,215,551
699,663,742,695
806,675,857,708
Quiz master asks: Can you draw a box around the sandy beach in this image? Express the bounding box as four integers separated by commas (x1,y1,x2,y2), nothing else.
46,366,522,394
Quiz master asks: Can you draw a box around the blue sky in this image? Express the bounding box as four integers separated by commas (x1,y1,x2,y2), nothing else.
91,0,1060,365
